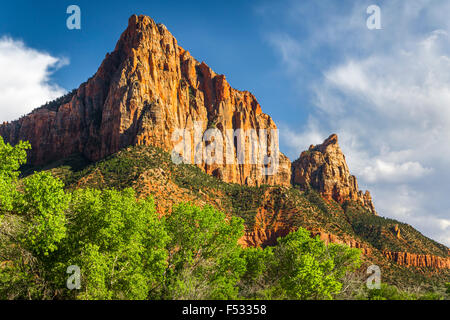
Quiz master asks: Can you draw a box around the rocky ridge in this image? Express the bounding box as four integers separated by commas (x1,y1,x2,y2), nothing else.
0,15,291,187
382,251,450,269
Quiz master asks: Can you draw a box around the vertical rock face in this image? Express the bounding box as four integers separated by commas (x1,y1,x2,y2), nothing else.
0,15,291,187
292,134,377,214
382,251,450,269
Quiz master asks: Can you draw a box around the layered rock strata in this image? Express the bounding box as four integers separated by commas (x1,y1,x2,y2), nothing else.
292,134,377,214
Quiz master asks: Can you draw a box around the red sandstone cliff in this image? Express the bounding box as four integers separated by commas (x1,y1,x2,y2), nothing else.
292,134,377,214
382,251,450,269
236,187,373,255
240,227,372,256
0,15,291,187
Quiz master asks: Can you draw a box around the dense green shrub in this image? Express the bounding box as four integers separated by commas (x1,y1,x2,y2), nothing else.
0,137,30,215
267,229,361,300
160,203,246,300
365,283,415,300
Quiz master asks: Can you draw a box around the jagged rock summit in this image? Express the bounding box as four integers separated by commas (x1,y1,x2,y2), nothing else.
292,134,377,214
0,15,375,213
0,14,291,187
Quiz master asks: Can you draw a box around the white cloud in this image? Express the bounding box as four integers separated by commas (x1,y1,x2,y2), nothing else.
314,29,450,184
359,160,432,184
266,33,303,73
373,184,450,245
263,0,450,246
0,36,68,122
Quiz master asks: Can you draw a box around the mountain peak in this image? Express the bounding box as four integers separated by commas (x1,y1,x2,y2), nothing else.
0,14,291,187
113,14,160,56
293,134,377,215
127,14,158,33
323,133,338,146
309,133,339,153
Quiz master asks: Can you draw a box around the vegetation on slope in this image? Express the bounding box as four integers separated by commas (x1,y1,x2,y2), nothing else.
46,145,448,256
344,202,448,257
0,137,365,300
4,140,449,299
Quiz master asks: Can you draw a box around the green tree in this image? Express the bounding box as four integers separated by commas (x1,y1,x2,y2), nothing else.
238,247,274,299
366,283,414,300
61,188,169,300
0,137,30,216
0,138,67,299
162,203,246,300
0,138,368,301
18,172,69,257
251,228,361,300
0,170,67,300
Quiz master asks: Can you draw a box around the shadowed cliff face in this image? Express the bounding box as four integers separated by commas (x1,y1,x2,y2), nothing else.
0,14,291,187
292,134,377,215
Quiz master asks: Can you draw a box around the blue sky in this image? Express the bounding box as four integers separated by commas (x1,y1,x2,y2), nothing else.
1,0,450,246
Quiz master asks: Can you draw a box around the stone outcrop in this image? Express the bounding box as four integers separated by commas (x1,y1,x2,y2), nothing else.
236,187,373,255
0,14,291,187
292,134,377,214
240,226,372,256
382,251,450,269
310,230,372,255
393,224,401,239
239,222,450,269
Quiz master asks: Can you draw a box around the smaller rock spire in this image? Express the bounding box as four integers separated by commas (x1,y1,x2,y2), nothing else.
292,134,377,215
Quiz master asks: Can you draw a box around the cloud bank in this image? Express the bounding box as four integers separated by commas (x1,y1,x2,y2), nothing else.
0,37,67,122
263,0,450,246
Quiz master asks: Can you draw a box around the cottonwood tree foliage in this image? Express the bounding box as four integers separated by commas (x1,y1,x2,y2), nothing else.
0,139,363,300
238,229,361,300
61,188,169,300
0,137,30,215
19,172,68,257
159,203,246,300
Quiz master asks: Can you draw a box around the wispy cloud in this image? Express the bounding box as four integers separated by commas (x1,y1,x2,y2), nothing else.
0,36,68,122
260,0,450,245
